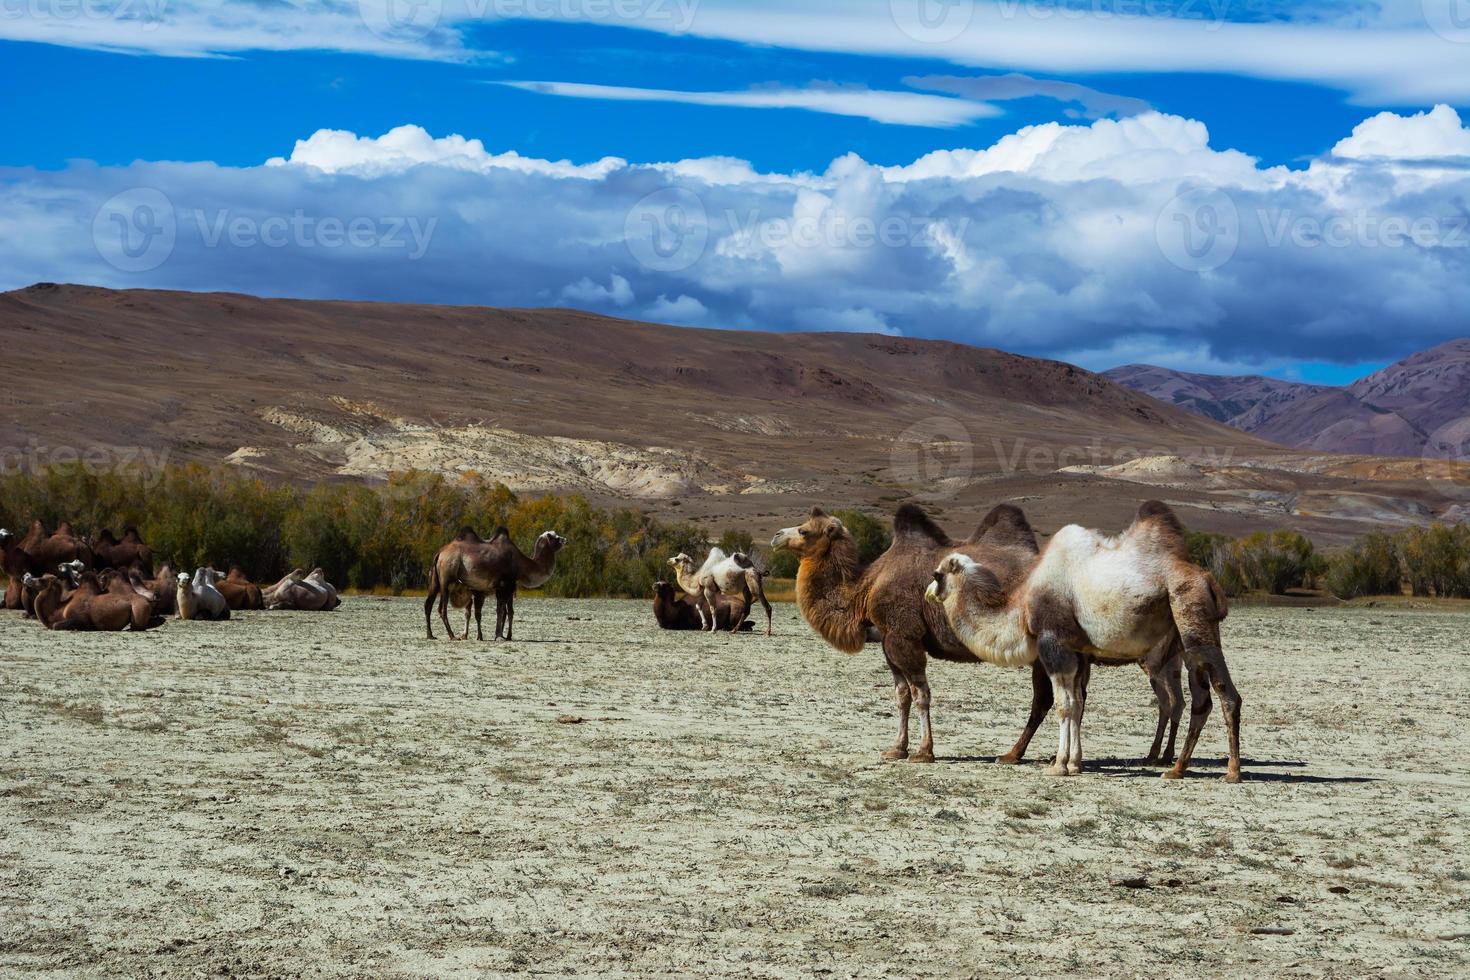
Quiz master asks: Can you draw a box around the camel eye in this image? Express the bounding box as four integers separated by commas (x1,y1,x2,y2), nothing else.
799,529,811,538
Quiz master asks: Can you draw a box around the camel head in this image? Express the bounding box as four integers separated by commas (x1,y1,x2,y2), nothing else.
668,553,695,573
537,531,567,555
58,559,85,585
652,580,676,599
925,553,1006,609
177,572,193,590
771,507,848,559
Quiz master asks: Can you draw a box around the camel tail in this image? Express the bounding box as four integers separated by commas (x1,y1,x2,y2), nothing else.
968,504,1038,553
893,504,952,548
1204,571,1230,623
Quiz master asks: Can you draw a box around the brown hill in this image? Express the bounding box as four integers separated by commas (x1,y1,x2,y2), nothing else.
2,284,1463,542
1108,340,1470,460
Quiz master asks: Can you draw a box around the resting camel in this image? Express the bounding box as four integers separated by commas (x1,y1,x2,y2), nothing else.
1,521,92,608
652,580,754,632
209,565,265,610
425,528,565,641
177,568,231,621
669,548,773,634
263,569,340,611
91,527,154,573
36,570,162,631
927,501,1241,782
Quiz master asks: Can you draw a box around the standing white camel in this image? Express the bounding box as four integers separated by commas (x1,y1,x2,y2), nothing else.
669,548,773,634
926,501,1241,782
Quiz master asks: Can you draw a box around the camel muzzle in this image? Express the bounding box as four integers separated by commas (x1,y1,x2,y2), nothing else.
924,581,943,604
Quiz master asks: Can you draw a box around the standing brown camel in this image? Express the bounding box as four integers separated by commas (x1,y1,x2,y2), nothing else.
772,504,1043,763
424,528,565,641
92,528,154,574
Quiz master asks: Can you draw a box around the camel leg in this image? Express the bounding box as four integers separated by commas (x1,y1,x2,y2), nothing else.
1147,657,1185,765
882,665,912,762
998,661,1053,764
748,570,773,636
496,587,515,642
423,573,439,641
1037,634,1083,776
1164,664,1213,781
1198,650,1243,783
473,593,487,642
702,586,721,632
881,634,934,763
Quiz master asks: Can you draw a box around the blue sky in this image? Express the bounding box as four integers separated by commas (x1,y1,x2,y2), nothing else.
4,1,1470,383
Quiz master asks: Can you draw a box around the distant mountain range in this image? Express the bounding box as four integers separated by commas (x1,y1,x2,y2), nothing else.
1107,339,1470,459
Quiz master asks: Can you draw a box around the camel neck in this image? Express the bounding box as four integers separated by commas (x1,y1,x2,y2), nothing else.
795,538,868,653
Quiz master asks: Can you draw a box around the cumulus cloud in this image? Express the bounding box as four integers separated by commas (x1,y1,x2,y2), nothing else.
497,81,999,127
7,107,1470,370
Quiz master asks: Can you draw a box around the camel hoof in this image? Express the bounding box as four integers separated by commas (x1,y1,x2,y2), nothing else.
880,749,909,761
1143,756,1173,768
1066,762,1082,776
1045,763,1071,777
994,752,1023,766
1223,770,1242,784
909,751,936,765
1161,769,1185,781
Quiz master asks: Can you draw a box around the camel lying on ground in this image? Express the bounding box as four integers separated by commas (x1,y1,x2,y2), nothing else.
177,568,231,621
91,527,153,574
652,580,754,632
33,570,162,631
425,528,564,641
263,569,340,611
668,548,773,635
1,521,93,608
209,565,265,610
927,501,1241,782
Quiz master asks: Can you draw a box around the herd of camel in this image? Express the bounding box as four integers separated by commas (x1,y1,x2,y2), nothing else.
0,520,341,631
423,498,1242,782
5,497,1242,782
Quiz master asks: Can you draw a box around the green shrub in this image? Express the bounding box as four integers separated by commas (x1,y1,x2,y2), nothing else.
1325,533,1402,599
1396,524,1470,598
1213,530,1324,596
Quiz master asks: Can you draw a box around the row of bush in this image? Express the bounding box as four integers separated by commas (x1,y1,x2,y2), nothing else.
3,463,1466,600
1188,524,1470,599
0,464,717,598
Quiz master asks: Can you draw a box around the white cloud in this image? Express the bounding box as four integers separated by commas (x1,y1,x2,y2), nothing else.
268,125,626,179
1332,105,1470,160
560,274,634,308
497,81,999,127
646,295,709,325
8,108,1470,372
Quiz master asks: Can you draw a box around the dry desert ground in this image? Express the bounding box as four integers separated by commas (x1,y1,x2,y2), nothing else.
2,598,1468,977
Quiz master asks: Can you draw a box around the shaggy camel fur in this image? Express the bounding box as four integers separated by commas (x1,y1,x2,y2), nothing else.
652,580,754,632
425,529,565,641
928,501,1241,782
39,570,161,631
669,549,773,635
91,527,154,574
773,504,1042,763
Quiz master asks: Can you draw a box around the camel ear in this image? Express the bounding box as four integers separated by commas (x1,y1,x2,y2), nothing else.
810,506,826,518
825,520,844,538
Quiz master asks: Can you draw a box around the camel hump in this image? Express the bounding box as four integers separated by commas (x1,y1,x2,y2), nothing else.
968,504,1038,553
489,526,512,542
456,526,485,543
1134,500,1188,557
893,504,952,548
122,526,143,541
